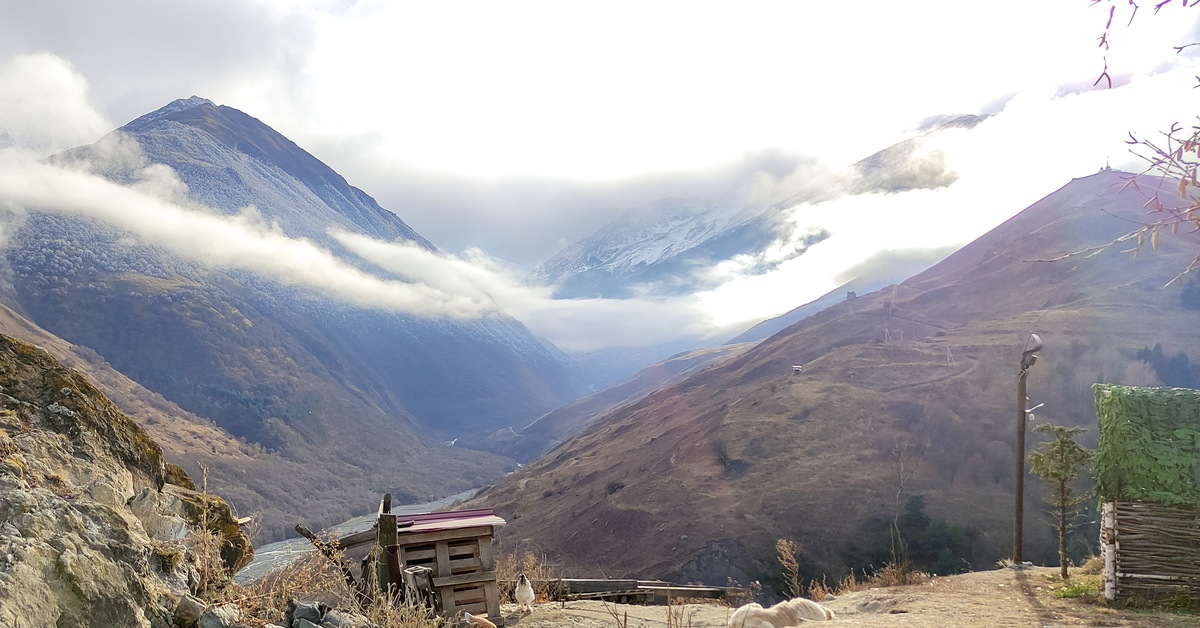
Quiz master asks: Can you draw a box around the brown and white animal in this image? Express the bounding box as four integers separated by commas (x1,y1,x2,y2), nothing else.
515,572,536,612
727,597,837,626
462,611,497,628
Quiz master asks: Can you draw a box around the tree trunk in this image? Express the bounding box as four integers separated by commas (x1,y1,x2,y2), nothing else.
1058,478,1069,580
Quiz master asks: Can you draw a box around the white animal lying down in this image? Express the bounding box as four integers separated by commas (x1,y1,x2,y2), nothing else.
727,597,837,626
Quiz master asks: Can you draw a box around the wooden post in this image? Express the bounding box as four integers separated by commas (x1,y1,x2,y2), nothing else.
1014,367,1028,563
1014,332,1042,564
377,495,398,595
1102,502,1116,601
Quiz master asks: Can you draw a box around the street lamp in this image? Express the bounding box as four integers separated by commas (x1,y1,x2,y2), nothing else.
1014,331,1042,563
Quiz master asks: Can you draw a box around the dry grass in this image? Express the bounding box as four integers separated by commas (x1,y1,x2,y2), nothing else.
867,562,931,588
215,548,349,625
1078,555,1104,575
0,431,18,459
192,463,229,597
356,595,445,628
208,527,448,627
497,549,558,603
601,599,629,628
758,538,934,605
775,539,802,599
808,562,930,599
805,576,838,602
189,527,230,597
665,598,694,628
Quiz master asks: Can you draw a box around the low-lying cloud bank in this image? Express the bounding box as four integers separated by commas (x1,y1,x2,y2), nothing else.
332,230,729,351
0,156,730,351
2,47,1199,353
0,160,493,318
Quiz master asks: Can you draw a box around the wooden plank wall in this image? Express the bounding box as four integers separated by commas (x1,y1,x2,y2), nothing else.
394,526,502,626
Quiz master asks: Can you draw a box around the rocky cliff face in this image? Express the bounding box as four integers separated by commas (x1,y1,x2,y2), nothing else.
0,334,250,627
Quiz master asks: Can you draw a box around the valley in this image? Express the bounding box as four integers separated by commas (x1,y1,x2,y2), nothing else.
5,6,1200,626
3,96,1198,592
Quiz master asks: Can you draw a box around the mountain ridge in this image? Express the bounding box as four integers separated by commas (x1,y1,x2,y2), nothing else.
475,170,1200,585
2,97,587,540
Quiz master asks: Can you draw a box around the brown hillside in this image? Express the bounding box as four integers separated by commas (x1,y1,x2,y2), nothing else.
0,299,505,543
483,342,755,462
473,171,1200,585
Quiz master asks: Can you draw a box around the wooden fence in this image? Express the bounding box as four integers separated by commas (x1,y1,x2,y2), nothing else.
514,578,734,605
1101,501,1200,600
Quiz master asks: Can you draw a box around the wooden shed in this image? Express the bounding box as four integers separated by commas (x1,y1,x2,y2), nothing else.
378,507,507,625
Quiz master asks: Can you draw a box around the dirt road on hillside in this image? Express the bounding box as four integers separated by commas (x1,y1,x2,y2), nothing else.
498,567,1194,628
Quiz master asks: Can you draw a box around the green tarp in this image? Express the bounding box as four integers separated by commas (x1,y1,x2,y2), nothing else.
1093,384,1200,506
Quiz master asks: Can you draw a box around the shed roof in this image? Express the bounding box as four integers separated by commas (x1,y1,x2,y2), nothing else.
396,508,506,533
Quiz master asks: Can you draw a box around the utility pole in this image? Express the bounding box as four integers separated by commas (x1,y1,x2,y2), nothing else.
1014,332,1042,563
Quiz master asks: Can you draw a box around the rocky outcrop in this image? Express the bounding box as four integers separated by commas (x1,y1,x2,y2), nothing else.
170,598,381,628
0,334,252,627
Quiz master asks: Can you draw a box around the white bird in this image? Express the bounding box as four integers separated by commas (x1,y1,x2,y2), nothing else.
463,611,497,628
515,572,536,613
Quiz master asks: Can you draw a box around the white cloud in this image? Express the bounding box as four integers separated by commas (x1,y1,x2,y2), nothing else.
0,159,493,319
0,54,727,352
0,53,111,157
1,3,1198,352
331,230,729,351
694,59,1200,326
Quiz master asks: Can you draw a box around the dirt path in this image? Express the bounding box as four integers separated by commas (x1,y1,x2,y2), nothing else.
880,357,976,393
498,567,1194,628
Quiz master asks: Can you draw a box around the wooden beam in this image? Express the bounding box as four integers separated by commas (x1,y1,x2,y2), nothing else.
392,526,495,546
638,585,728,599
432,572,497,588
334,529,377,551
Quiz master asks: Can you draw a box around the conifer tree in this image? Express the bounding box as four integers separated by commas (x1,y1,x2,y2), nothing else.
1027,423,1094,579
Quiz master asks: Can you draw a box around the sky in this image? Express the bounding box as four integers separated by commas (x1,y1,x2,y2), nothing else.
0,1,1199,352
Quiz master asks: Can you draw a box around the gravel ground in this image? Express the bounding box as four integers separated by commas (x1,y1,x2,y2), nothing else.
496,567,1196,628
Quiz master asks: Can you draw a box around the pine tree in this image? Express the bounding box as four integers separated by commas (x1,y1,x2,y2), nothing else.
1027,423,1094,580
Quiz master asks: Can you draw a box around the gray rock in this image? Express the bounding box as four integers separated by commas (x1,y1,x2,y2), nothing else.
286,599,327,625
321,609,379,627
129,487,191,541
0,336,249,628
198,603,240,628
173,594,207,627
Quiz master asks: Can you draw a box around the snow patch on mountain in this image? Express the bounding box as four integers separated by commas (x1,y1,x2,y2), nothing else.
530,197,775,295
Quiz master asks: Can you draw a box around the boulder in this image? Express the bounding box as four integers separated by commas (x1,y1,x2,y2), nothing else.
198,603,240,628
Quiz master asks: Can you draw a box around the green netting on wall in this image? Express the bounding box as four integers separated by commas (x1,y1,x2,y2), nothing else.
1093,384,1200,506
